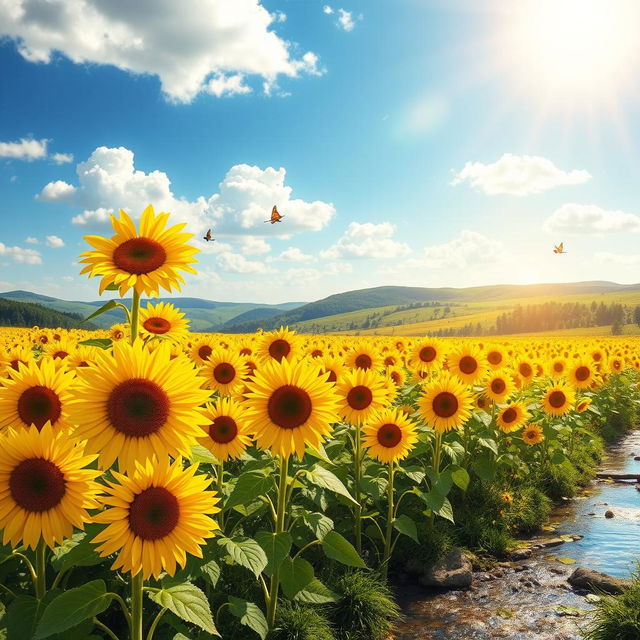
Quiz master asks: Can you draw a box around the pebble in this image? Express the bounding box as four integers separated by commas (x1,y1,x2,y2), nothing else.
604,510,615,519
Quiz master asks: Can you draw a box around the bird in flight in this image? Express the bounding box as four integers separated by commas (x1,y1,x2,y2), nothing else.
265,205,284,224
553,242,567,254
203,229,215,242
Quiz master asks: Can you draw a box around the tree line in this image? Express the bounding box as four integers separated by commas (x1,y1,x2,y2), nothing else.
0,298,93,329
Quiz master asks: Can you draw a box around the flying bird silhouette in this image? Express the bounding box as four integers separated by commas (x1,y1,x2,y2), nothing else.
553,242,567,254
265,205,284,224
203,229,215,242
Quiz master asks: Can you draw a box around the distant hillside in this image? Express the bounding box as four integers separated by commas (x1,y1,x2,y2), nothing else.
0,298,96,329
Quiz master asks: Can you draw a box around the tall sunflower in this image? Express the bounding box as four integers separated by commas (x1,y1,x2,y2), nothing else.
201,350,248,396
568,358,599,389
257,327,301,363
139,301,190,339
335,368,392,425
79,205,199,297
345,345,381,371
496,402,530,433
418,372,473,433
541,382,576,417
243,358,340,459
0,358,74,432
68,341,210,473
197,397,253,461
92,458,219,579
0,423,100,549
362,407,418,464
484,370,515,403
446,345,488,385
409,338,445,374
522,424,544,445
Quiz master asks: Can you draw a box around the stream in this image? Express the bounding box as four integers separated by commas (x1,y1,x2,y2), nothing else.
394,431,640,640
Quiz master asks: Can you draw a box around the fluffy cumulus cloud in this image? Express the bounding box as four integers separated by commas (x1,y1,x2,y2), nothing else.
0,242,42,264
215,252,271,274
0,0,322,102
51,152,73,164
321,222,410,259
269,247,314,262
38,147,336,241
0,138,47,160
421,230,502,269
543,203,640,234
45,235,65,248
451,153,591,196
337,9,356,31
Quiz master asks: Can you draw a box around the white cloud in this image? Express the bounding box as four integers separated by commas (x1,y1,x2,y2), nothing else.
25,236,38,244
45,235,65,248
326,261,353,275
206,73,252,97
272,11,286,23
0,138,47,160
239,237,271,255
0,0,322,103
543,203,640,234
39,147,335,239
51,152,73,164
422,230,502,269
215,252,271,274
0,242,42,264
337,9,356,31
270,247,314,262
323,5,334,15
451,153,591,196
321,222,410,259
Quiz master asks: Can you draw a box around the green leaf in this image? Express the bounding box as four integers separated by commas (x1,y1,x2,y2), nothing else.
228,597,268,640
82,299,117,323
398,465,426,483
304,443,333,465
7,595,40,640
225,472,274,510
302,513,334,540
551,449,567,464
304,465,358,506
77,338,112,350
295,578,340,604
451,467,470,491
321,531,366,568
189,445,218,465
35,580,111,639
51,532,103,573
148,583,219,637
219,536,268,578
477,437,498,455
254,531,292,577
279,557,315,599
472,455,495,481
393,514,419,543
103,283,120,291
199,560,221,587
436,497,455,523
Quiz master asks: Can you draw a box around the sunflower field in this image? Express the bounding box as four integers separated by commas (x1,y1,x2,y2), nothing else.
0,206,639,640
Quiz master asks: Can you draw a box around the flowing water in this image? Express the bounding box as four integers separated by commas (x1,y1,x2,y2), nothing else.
394,431,640,640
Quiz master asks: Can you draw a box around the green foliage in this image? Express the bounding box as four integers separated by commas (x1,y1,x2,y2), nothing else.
507,486,552,535
272,602,335,640
0,298,94,329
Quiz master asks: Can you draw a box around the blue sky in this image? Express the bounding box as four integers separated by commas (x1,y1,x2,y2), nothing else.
1,0,640,303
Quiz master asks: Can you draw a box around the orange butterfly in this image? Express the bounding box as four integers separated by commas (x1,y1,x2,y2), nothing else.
553,242,567,254
203,229,215,242
265,205,284,224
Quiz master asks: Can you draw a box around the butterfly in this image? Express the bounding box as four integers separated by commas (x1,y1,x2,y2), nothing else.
203,229,215,242
265,205,284,224
553,242,567,254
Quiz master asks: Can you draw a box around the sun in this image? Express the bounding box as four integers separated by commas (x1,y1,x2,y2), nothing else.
502,0,640,102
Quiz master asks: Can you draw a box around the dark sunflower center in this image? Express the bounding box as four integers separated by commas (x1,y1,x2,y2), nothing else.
240,347,252,356
458,356,478,375
553,362,564,372
327,370,338,383
198,345,213,361
420,346,436,363
107,378,170,437
575,366,590,381
593,352,602,361
312,349,323,358
267,385,312,429
491,379,506,394
501,407,517,423
347,385,373,411
432,391,459,418
143,317,171,334
354,354,372,370
128,486,179,540
53,350,69,359
487,351,502,365
391,371,401,384
378,423,402,448
10,359,25,371
519,363,532,377
112,237,167,275
384,356,396,367
548,390,567,408
208,416,238,444
213,363,236,384
17,386,62,430
10,458,65,512
268,339,291,362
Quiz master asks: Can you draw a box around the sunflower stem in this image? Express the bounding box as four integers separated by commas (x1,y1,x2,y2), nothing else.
130,289,141,345
217,461,225,531
266,455,289,631
35,539,46,600
131,572,144,640
353,424,363,555
381,461,395,582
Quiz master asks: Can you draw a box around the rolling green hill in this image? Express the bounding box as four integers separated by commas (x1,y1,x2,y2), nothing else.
0,298,97,329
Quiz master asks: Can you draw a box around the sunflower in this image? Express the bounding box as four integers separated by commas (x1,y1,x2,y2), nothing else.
92,458,219,579
514,358,536,387
522,424,544,445
496,402,530,433
41,337,78,362
0,423,100,549
336,368,392,425
79,205,198,297
419,373,474,433
410,338,445,373
501,491,514,505
386,365,406,388
190,336,220,365
65,345,101,372
485,344,507,370
0,346,35,376
257,327,301,363
68,341,210,473
139,301,190,339
541,382,576,417
484,370,515,403
568,358,598,389
447,345,488,385
197,397,253,462
362,407,418,464
317,354,346,384
109,324,128,342
548,357,567,379
345,345,381,371
576,397,592,413
201,350,248,396
0,358,74,432
608,356,625,374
